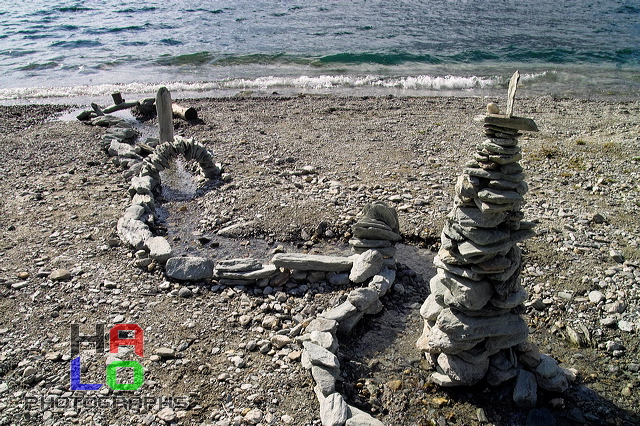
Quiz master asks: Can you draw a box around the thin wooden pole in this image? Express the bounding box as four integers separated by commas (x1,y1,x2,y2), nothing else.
156,87,174,143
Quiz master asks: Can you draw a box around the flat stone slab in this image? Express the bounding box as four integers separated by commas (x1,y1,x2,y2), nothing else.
477,188,524,205
214,264,278,280
484,115,538,132
272,253,356,272
214,258,262,272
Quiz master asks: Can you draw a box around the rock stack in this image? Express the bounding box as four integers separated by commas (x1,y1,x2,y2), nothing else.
417,101,571,401
349,201,401,261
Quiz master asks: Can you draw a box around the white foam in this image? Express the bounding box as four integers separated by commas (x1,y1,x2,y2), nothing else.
0,73,549,102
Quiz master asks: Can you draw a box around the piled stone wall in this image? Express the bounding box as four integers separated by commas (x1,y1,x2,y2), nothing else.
84,112,399,425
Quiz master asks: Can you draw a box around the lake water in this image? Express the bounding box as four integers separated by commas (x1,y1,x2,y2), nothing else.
1,0,639,103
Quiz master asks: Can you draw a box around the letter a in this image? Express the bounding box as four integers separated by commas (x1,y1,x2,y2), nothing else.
110,324,144,357
70,357,102,391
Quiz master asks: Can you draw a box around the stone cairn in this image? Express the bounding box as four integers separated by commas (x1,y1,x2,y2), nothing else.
416,72,572,407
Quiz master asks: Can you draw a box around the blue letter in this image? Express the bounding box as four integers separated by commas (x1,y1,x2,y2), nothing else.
70,357,102,391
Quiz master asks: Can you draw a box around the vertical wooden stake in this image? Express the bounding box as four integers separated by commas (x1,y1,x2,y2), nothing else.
112,92,124,105
156,87,174,143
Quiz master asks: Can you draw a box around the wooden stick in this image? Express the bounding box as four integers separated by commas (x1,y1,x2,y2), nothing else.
156,87,174,143
112,92,125,105
91,103,104,116
172,103,198,120
103,101,140,114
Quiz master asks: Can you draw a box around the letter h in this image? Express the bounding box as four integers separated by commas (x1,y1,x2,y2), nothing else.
70,324,105,356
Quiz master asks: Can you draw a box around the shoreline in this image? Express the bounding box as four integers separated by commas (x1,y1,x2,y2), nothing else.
0,95,639,424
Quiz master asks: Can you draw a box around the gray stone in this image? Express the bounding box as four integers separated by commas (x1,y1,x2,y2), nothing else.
349,238,392,249
352,224,402,242
49,269,71,281
434,256,484,281
146,236,172,264
367,267,396,297
346,414,385,426
349,250,384,283
484,115,538,132
588,290,605,304
457,238,513,258
156,407,177,422
337,310,366,335
513,369,537,408
214,264,278,280
451,223,511,246
436,353,489,385
431,271,494,311
117,217,153,249
320,393,349,426
178,287,192,298
108,140,138,158
320,301,358,322
306,318,338,334
272,253,356,272
155,347,175,359
359,201,400,233
450,206,507,228
425,308,528,353
165,257,213,281
243,408,263,425
310,331,338,353
131,193,155,212
214,258,262,272
312,366,338,396
129,175,155,196
349,287,382,311
303,342,340,369
327,272,350,286
526,408,556,426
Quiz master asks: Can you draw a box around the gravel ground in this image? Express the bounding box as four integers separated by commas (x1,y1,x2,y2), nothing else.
0,94,639,425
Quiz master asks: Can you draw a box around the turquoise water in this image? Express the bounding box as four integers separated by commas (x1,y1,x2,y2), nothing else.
1,0,639,102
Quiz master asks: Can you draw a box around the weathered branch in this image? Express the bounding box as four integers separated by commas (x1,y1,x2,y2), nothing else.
172,104,198,121
103,101,140,114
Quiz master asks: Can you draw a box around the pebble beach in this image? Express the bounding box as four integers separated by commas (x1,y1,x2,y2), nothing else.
0,94,639,425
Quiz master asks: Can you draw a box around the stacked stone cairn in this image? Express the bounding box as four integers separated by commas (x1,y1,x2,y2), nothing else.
416,102,572,406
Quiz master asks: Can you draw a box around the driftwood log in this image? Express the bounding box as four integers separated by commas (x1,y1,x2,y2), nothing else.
103,101,140,114
90,103,104,116
112,92,125,105
172,104,198,120
156,87,174,143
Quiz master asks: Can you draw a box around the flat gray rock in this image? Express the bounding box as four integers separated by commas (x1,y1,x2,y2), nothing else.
477,188,524,205
320,301,358,322
214,264,278,280
450,207,507,228
484,115,539,132
214,258,262,272
165,256,213,281
303,341,340,369
272,253,355,272
349,238,392,248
